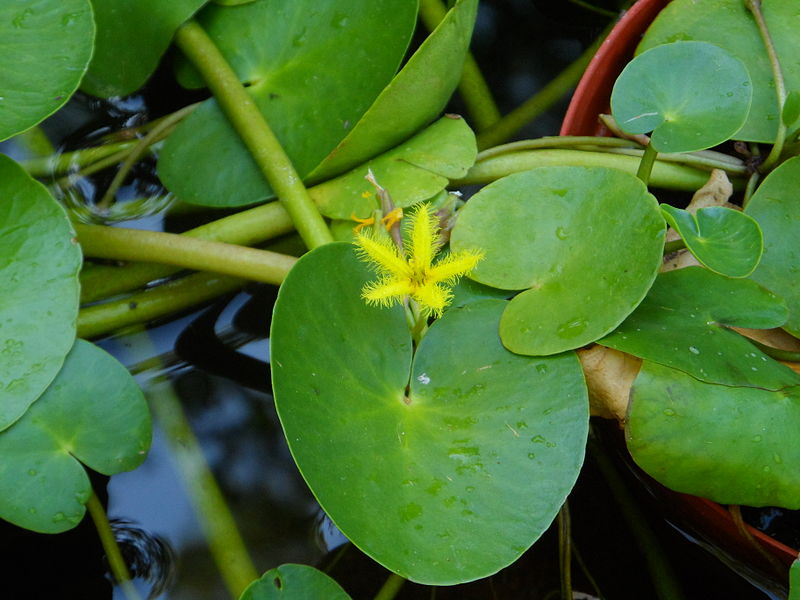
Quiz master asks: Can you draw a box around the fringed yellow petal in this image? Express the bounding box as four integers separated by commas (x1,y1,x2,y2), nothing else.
354,232,411,279
412,282,451,317
362,276,414,307
427,250,484,284
407,205,441,273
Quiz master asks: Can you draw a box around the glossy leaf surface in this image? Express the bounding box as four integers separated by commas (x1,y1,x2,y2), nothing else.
0,340,150,533
627,361,800,508
450,167,664,356
0,0,94,141
600,267,800,390
660,204,762,277
160,0,417,207
240,565,351,600
271,243,588,584
0,155,81,431
611,41,751,153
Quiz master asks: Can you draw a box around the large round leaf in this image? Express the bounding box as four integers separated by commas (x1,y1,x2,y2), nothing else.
600,267,800,390
240,565,350,600
159,0,417,207
745,156,800,337
0,340,151,533
0,155,82,431
0,0,94,141
450,167,665,356
639,0,800,143
271,243,588,584
627,361,800,508
611,41,751,153
82,0,208,97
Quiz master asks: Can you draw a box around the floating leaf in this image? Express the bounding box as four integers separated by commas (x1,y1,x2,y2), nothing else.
240,565,351,600
791,559,800,600
660,204,762,277
0,0,94,141
271,243,588,584
450,167,664,356
745,156,800,337
611,41,751,153
783,91,800,129
627,361,800,508
600,267,800,390
0,155,82,430
0,340,150,533
82,0,207,97
639,0,800,143
311,116,476,219
309,0,478,182
159,0,417,207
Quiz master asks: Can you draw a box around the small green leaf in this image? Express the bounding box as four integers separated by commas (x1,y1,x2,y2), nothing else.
627,361,800,508
271,243,588,584
790,558,800,600
600,267,800,390
660,204,762,277
782,91,800,128
0,340,151,533
0,0,94,141
0,155,82,431
240,565,351,600
450,167,665,356
745,156,800,337
611,41,752,153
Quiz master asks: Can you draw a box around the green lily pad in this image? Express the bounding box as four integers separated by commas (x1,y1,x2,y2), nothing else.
639,0,800,143
611,41,751,153
600,267,800,390
0,155,82,431
271,243,588,584
450,167,665,356
311,116,476,220
627,361,800,508
159,0,417,207
791,559,800,600
309,0,478,182
82,0,207,98
240,565,350,600
660,204,763,278
745,156,800,337
0,0,94,141
0,339,150,533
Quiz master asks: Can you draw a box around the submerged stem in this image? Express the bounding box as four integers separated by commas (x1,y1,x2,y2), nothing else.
558,502,573,600
372,572,406,600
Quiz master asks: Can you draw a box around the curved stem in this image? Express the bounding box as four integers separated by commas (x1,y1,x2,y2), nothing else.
636,142,658,185
558,502,573,600
477,135,643,160
174,21,333,250
372,573,406,600
22,141,136,178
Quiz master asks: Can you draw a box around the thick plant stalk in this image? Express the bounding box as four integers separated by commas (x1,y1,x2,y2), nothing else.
174,21,333,250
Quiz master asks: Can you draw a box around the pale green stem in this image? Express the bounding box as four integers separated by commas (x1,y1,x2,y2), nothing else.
373,573,406,600
86,490,143,600
418,0,501,131
77,272,245,339
558,503,573,600
476,23,611,149
14,125,56,158
76,224,296,285
174,21,333,249
742,170,761,208
636,142,658,185
23,142,135,178
746,0,786,171
604,147,748,175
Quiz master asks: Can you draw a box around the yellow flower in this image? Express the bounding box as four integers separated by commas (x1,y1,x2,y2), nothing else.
354,204,483,316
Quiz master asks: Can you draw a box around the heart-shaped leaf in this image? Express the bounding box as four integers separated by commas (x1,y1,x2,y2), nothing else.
744,156,800,337
627,361,800,508
611,41,752,153
600,267,800,390
82,0,208,97
0,0,94,141
0,155,82,431
660,204,762,278
639,0,800,143
240,565,351,600
271,243,588,584
0,340,151,533
450,166,665,356
159,0,417,207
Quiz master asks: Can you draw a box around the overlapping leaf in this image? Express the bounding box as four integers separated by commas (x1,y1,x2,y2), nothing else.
240,565,351,600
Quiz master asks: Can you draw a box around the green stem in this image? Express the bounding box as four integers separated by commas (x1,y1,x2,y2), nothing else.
568,0,617,18
372,573,406,600
636,142,658,185
746,0,787,171
558,503,572,600
418,0,501,132
605,147,747,176
76,224,296,285
742,170,761,209
477,135,643,160
476,22,611,149
174,21,333,250
86,490,143,600
663,239,686,254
